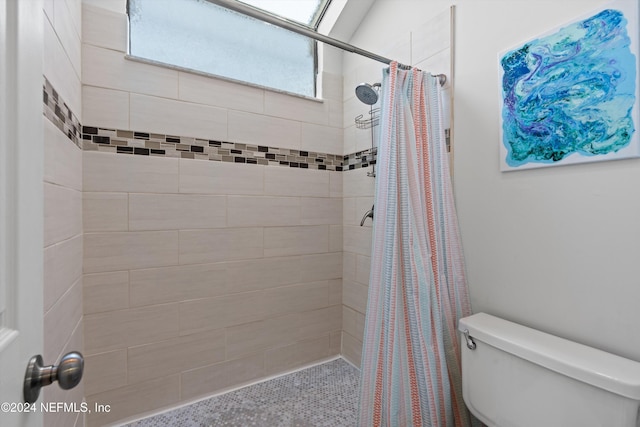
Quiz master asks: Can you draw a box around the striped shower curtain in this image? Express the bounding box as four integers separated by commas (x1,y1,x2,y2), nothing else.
358,62,478,427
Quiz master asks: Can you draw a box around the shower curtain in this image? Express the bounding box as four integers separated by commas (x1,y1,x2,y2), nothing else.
358,62,478,427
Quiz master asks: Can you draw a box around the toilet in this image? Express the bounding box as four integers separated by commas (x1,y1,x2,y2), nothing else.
458,313,640,427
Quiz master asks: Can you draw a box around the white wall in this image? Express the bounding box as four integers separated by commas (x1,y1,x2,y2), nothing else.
343,0,640,365
454,0,640,361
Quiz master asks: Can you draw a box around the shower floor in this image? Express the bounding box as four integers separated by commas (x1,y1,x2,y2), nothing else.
122,358,359,427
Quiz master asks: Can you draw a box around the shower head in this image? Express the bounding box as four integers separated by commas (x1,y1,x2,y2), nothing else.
355,82,380,105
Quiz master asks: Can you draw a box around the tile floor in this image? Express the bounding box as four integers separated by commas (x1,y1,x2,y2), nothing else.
122,358,359,427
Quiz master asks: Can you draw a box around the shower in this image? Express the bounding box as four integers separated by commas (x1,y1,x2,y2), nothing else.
355,82,381,180
355,82,381,105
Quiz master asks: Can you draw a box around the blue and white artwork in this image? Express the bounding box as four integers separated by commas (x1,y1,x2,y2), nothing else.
499,1,640,171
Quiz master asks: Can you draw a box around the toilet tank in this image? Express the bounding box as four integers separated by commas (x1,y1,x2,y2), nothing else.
458,313,640,427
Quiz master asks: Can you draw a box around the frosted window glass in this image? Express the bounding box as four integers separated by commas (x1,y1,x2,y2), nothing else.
239,0,322,25
129,0,316,97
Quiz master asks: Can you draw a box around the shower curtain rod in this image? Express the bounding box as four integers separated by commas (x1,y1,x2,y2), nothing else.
205,0,446,86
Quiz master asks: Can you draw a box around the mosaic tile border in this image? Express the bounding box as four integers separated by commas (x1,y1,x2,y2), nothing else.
43,77,82,149
43,77,377,171
82,126,351,171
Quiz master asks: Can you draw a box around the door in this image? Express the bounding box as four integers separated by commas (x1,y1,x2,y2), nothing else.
0,0,45,425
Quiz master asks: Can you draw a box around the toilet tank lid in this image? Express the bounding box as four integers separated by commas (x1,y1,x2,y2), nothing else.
458,313,640,400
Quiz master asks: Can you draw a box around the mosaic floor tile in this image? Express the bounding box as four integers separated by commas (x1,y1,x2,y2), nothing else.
122,358,359,427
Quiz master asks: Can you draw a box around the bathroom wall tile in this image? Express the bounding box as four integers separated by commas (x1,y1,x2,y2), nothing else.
343,97,366,137
84,303,179,354
82,3,128,52
131,93,228,141
343,279,368,314
342,197,357,227
54,0,81,78
301,123,343,155
43,278,82,364
264,225,329,257
299,252,342,282
330,331,341,355
356,254,372,285
85,375,180,427
127,329,226,384
179,72,265,114
341,331,362,368
82,85,130,129
179,228,263,265
342,251,357,283
83,271,129,315
343,65,358,103
343,306,366,342
64,0,82,39
328,279,342,306
179,159,265,195
180,353,264,401
228,110,301,150
129,263,227,307
42,319,84,427
264,91,329,126
329,171,343,198
84,151,180,193
329,225,343,253
44,16,82,118
227,196,300,227
343,168,376,197
129,194,226,231
84,231,179,273
343,125,357,157
411,10,450,66
296,305,342,340
343,225,373,256
82,44,178,99
83,192,128,232
264,167,329,197
226,256,301,294
43,118,82,191
328,99,344,129
82,0,126,13
84,349,127,395
354,126,375,153
44,183,82,247
263,281,329,318
321,72,343,102
43,234,82,313
300,197,342,225
179,291,265,335
265,335,331,375
226,316,296,359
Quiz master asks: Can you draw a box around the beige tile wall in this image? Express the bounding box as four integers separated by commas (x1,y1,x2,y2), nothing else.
43,1,84,427
82,151,343,425
340,9,452,367
80,3,347,425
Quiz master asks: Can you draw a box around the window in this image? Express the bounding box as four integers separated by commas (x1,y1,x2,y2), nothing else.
128,0,330,97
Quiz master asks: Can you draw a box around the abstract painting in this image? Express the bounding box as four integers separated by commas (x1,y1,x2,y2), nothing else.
499,1,639,171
